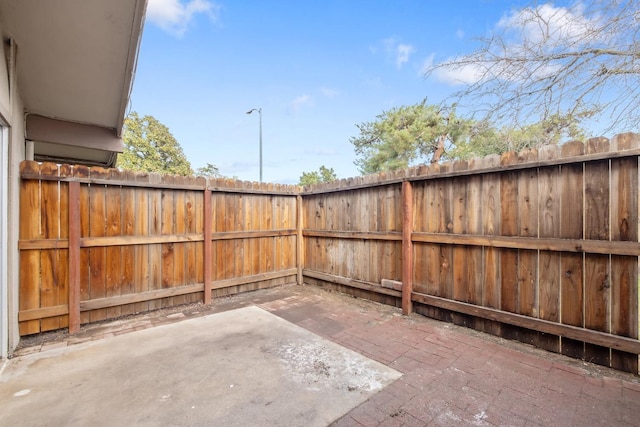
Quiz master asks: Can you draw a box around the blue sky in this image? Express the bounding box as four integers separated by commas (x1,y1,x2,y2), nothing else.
129,0,543,184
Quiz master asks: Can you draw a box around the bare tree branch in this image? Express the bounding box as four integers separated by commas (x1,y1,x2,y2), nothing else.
424,0,640,132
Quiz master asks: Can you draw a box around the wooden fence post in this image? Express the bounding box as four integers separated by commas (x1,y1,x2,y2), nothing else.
296,194,304,285
402,180,414,315
68,180,81,333
203,189,212,305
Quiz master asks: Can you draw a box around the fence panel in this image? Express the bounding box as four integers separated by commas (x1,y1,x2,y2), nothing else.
301,133,640,373
17,133,640,374
18,162,299,334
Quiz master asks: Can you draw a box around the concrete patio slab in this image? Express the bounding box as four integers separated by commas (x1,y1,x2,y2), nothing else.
0,305,401,426
3,284,640,426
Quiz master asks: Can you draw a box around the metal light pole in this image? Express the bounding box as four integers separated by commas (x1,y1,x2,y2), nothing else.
246,108,262,182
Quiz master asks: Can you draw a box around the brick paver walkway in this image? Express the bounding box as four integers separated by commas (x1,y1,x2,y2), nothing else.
257,286,640,427
13,284,640,426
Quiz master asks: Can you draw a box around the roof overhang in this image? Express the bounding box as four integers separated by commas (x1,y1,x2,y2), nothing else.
0,0,147,167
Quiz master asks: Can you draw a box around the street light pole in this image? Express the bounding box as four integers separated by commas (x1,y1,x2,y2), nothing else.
246,108,262,182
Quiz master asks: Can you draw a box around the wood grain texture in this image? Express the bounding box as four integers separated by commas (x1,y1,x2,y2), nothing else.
402,181,413,314
88,167,108,322
16,145,640,376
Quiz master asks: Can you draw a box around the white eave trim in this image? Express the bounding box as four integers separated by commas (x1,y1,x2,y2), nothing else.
116,0,148,137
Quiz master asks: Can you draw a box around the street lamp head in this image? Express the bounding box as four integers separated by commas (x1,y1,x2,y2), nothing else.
246,108,261,115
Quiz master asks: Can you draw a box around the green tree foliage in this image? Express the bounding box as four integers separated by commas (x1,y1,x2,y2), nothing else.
351,101,588,173
449,111,591,161
118,112,193,176
299,165,338,185
350,100,473,174
195,163,223,178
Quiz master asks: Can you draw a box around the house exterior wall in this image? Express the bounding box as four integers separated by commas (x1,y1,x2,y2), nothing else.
0,27,26,358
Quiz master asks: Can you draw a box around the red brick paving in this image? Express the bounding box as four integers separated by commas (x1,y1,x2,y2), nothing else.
14,284,640,426
256,285,640,427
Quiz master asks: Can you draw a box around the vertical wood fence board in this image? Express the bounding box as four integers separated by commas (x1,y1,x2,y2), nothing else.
402,181,413,315
203,190,212,304
559,156,586,358
76,167,91,324
160,187,175,307
67,181,81,333
133,183,150,314
439,179,454,299
482,171,501,313
105,180,122,319
452,177,468,304
517,168,538,318
58,173,70,329
39,162,60,331
148,188,162,310
19,162,42,335
500,171,519,315
610,157,639,371
119,172,135,315
535,157,561,346
173,189,187,306
88,168,108,322
584,158,612,365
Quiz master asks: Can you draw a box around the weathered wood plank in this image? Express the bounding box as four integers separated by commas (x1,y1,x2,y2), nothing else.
536,162,561,352
297,195,304,284
610,156,639,372
161,187,175,307
88,167,108,322
203,190,212,304
81,283,205,310
500,169,519,315
133,183,150,314
411,291,640,355
39,163,60,331
303,269,401,298
402,181,413,314
105,177,122,319
409,233,640,256
118,171,136,316
67,181,81,333
148,188,162,310
584,155,611,365
15,169,39,336
452,177,468,304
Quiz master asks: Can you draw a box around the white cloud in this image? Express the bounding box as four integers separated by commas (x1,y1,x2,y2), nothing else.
321,87,340,99
395,44,415,69
432,62,486,86
431,3,604,86
377,37,415,69
497,3,603,49
289,94,313,113
146,0,220,37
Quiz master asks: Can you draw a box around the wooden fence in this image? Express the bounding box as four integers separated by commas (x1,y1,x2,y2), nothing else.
18,161,300,336
302,133,639,373
17,133,640,374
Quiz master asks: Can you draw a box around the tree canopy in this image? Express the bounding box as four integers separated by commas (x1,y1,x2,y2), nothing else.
299,165,338,185
350,101,470,174
118,112,193,176
195,163,223,178
423,0,638,132
351,100,587,174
